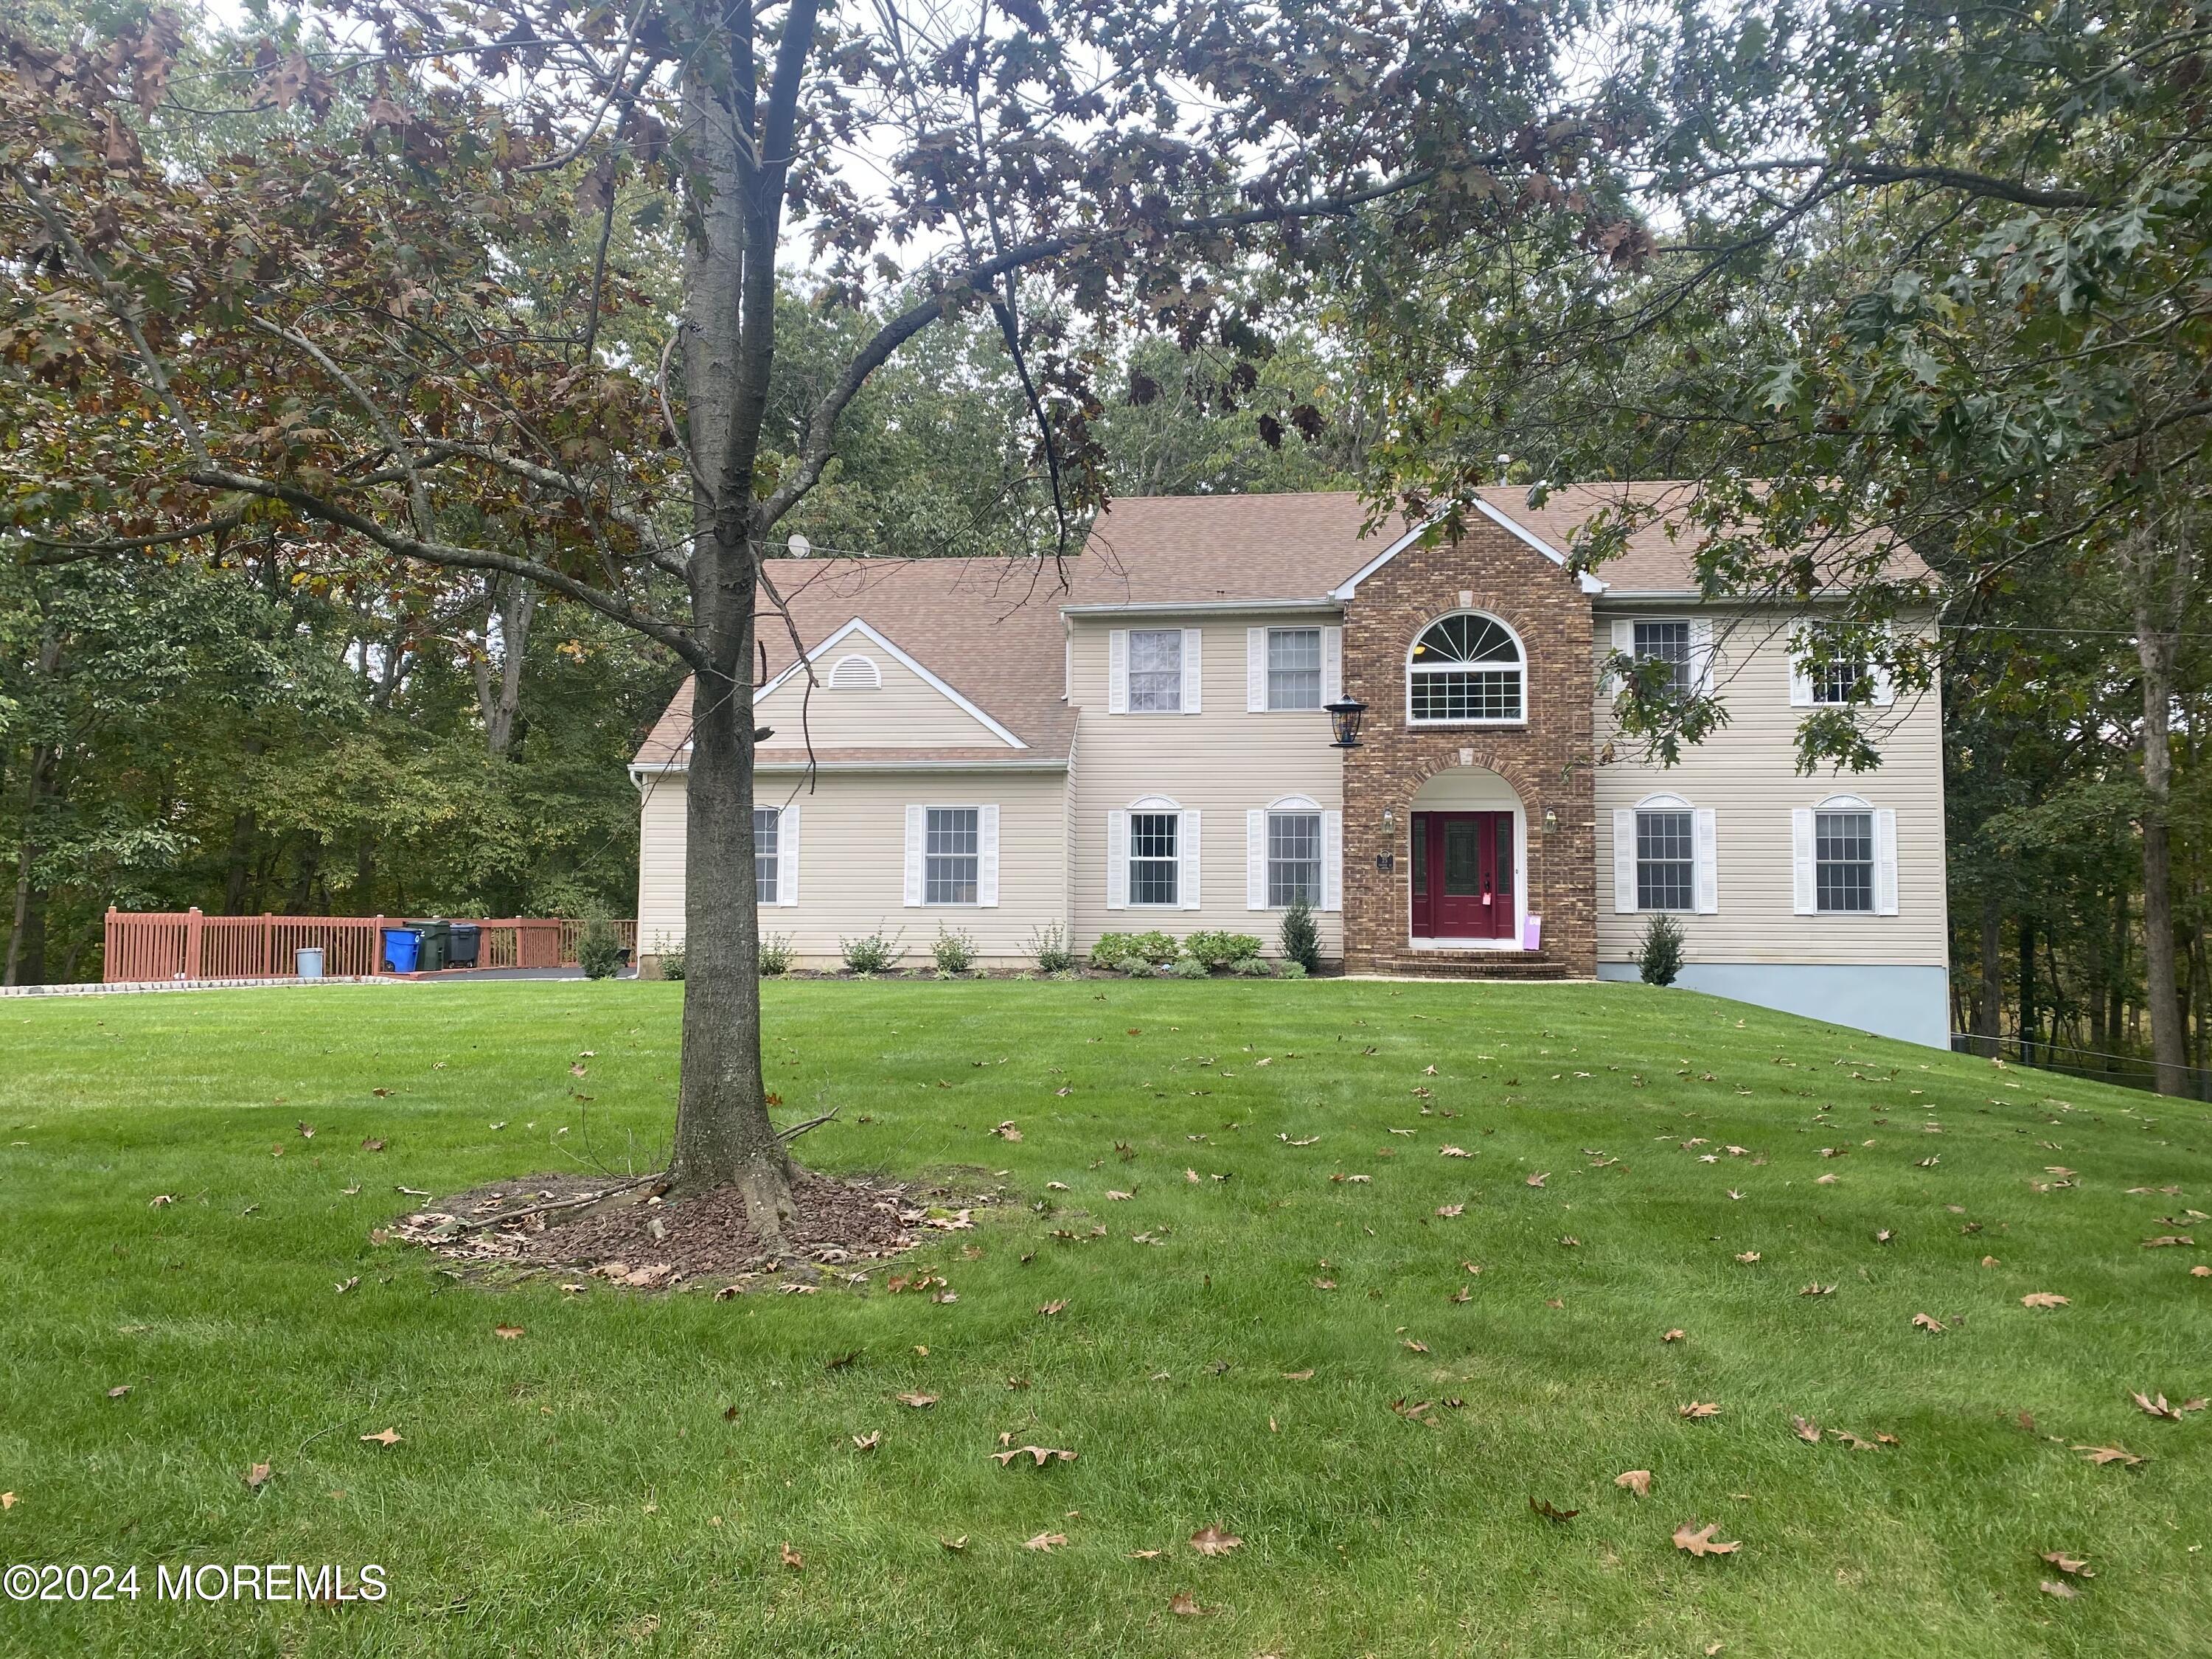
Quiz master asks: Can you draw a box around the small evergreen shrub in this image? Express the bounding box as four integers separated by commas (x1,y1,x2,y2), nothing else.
1030,922,1076,975
1231,955,1274,977
650,933,686,981
757,933,794,976
1278,900,1320,975
1184,930,1262,968
931,925,978,975
1170,954,1211,979
577,917,622,980
1636,912,1686,987
1276,959,1309,980
839,928,905,975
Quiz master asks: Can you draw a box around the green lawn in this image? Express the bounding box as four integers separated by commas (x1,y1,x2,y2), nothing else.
1,978,2208,1657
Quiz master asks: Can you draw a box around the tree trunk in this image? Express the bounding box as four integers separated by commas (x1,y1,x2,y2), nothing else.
1978,888,2003,1055
2132,540,2190,1096
2018,914,2036,1065
473,575,538,757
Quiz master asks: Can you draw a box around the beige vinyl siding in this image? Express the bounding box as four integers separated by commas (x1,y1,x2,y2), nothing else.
635,771,689,958
754,650,1015,749
1069,613,1344,958
635,769,1065,967
1593,610,1947,967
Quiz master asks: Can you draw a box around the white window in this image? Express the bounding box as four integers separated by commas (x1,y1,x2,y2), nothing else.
1610,796,1715,914
1634,621,1692,696
754,807,780,906
1245,799,1341,911
1128,630,1183,712
827,653,880,689
925,807,979,905
1108,799,1199,910
1267,810,1322,905
754,804,800,906
905,804,998,908
1791,797,1897,916
1408,613,1523,723
1790,622,1894,707
1248,625,1341,711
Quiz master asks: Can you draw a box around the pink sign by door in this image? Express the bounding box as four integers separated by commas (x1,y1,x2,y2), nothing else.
1521,914,1542,951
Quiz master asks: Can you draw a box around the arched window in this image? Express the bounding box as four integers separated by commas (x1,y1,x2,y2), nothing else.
1408,613,1523,723
827,653,881,689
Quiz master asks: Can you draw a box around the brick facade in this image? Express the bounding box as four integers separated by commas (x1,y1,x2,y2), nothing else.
1339,521,1598,977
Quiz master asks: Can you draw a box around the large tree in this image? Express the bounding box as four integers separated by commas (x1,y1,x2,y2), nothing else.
2,0,1630,1229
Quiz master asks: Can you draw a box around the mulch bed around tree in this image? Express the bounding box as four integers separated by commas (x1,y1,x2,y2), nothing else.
388,1169,994,1292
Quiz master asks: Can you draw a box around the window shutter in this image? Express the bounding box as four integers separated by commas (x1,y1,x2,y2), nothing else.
1107,811,1128,909
1788,624,1814,707
777,804,801,907
903,805,925,906
1247,628,1267,712
1692,806,1717,914
1178,809,1201,908
1874,807,1899,915
1871,623,1896,706
1322,625,1343,704
1689,617,1716,694
1791,808,1815,914
1246,809,1266,909
1612,809,1637,913
978,804,1000,908
1181,627,1203,714
1322,809,1343,913
1107,630,1129,714
1607,620,1632,694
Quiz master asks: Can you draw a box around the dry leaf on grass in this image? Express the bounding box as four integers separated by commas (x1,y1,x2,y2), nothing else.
2075,1444,2146,1467
1129,1548,1162,1559
1615,1470,1651,1497
1440,1147,1470,1159
2020,1293,2069,1310
1735,1252,1761,1265
493,1324,525,1339
105,1385,131,1399
1402,1339,1430,1354
895,1392,938,1409
359,1428,401,1447
2042,1551,2093,1577
2132,1391,2205,1421
1663,1329,1686,1343
852,1431,881,1453
1189,1526,1242,1555
939,1535,967,1552
1037,1300,1068,1317
1281,1366,1315,1381
243,1463,272,1489
1168,1590,1205,1616
2191,1265,2211,1278
1792,1415,1822,1444
992,1446,1077,1467
1529,1497,1579,1523
1023,1531,1068,1552
1911,1313,1947,1333
779,1542,803,1570
1679,1401,1721,1419
1815,1173,1839,1186
1526,1172,1548,1187
2039,1579,2078,1599
1799,1283,1836,1297
2142,1235,2194,1248
1436,1203,1464,1218
1673,1523,1741,1557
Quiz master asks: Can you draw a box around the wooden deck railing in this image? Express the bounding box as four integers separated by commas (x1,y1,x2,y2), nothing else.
102,909,638,984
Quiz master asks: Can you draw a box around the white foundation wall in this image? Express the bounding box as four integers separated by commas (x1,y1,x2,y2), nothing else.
635,768,1071,969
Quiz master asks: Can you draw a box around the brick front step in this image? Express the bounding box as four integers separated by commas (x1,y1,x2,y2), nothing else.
1362,951,1573,981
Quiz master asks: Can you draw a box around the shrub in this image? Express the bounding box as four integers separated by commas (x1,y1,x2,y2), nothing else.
1029,922,1076,975
1276,959,1309,980
1122,957,1157,978
650,933,686,981
1231,955,1274,977
839,928,905,975
931,925,978,975
1169,954,1211,979
1278,900,1320,975
577,917,622,980
757,932,794,977
1184,929,1262,968
1091,929,1178,968
1636,912,1686,987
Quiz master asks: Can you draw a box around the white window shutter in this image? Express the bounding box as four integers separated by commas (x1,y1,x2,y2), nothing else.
1179,809,1201,908
1612,808,1638,913
1322,625,1343,704
1689,617,1716,694
1107,811,1128,909
1322,809,1343,913
1871,623,1896,706
1692,807,1717,914
1181,627,1202,714
1874,808,1899,915
777,804,801,906
1247,627,1267,712
1788,625,1814,707
1246,809,1266,909
1791,808,1816,914
1107,630,1129,714
1607,619,1632,693
978,804,1000,908
903,805,925,905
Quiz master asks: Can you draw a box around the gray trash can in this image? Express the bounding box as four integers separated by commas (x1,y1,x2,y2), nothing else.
296,947,325,981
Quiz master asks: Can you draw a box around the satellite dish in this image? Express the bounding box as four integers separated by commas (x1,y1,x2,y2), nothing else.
785,533,812,559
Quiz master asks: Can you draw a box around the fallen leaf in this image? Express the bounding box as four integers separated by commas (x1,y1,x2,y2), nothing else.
105,1384,132,1399
1874,1229,1895,1244
361,1137,386,1152
243,1463,272,1489
2191,1265,2211,1278
779,1542,803,1570
1436,1203,1464,1218
852,1431,881,1452
148,1194,175,1208
1615,1470,1652,1497
1129,1548,1162,1559
1526,1172,1548,1187
1673,1522,1741,1557
1815,1173,1839,1185
1402,1338,1430,1354
1106,1190,1133,1202
296,1122,315,1139
1440,1147,1470,1158
1189,1526,1242,1556
1735,1251,1761,1265
1282,1368,1314,1380
991,1121,1021,1141
493,1324,525,1340
359,1428,402,1447
1680,1401,1721,1419
2131,1390,2203,1421
1792,1415,1822,1444
1168,1590,1204,1616
1529,1497,1579,1523
992,1446,1077,1467
1799,1283,1836,1297
1037,1300,1068,1317
2041,1551,2093,1578
1911,1312,1946,1333
1023,1531,1068,1551
2020,1293,2069,1310
939,1534,967,1551
1312,1279,1337,1290
2038,1579,2077,1600
2074,1444,2145,1467
895,1392,937,1409
2143,1236,2194,1248
1663,1329,1686,1343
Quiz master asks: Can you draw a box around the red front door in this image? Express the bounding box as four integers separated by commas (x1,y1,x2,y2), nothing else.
1410,812,1514,939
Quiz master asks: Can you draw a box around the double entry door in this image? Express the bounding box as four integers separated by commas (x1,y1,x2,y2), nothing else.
1410,811,1515,939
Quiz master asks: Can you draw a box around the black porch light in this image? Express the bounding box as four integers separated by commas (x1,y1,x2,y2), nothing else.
1326,695,1368,748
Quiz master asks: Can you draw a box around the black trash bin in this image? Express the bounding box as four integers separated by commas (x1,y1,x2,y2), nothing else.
446,922,481,968
414,919,453,973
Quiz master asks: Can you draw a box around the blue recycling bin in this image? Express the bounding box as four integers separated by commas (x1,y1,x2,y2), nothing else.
381,927,422,974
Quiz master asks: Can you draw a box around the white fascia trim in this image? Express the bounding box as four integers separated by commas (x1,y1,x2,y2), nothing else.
759,616,1028,749
1060,597,1340,616
1330,503,1607,598
1596,589,1861,606
631,758,1068,778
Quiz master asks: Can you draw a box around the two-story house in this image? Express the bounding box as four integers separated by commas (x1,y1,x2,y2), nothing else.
631,487,1950,1047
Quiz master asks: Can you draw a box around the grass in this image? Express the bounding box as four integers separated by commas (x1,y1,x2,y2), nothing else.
1,977,2208,1658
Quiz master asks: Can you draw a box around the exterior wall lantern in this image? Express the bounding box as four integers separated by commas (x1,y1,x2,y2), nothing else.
1326,695,1368,748
1376,807,1397,874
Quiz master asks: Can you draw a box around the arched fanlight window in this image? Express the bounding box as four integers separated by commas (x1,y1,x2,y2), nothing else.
827,653,882,690
1408,613,1523,723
